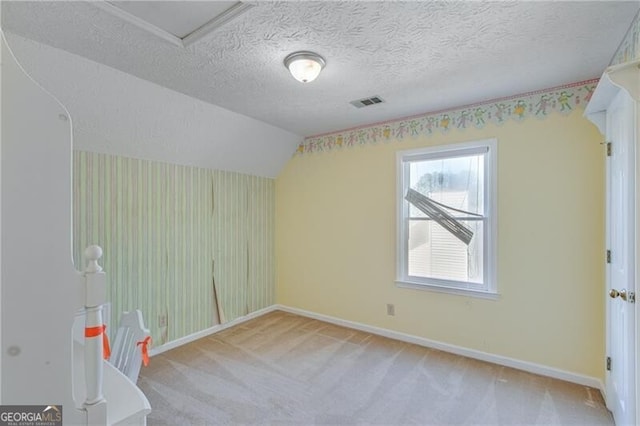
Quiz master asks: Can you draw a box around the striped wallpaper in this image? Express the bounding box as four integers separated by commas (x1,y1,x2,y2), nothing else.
73,151,275,346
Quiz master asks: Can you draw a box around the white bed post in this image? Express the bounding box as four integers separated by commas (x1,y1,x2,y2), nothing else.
83,245,108,425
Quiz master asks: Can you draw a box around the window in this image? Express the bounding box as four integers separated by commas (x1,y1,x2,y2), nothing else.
396,139,497,297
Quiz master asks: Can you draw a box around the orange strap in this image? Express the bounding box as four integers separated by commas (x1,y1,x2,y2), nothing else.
136,336,152,367
84,324,111,360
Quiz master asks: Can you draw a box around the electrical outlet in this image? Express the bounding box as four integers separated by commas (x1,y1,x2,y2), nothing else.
158,314,167,328
386,303,395,316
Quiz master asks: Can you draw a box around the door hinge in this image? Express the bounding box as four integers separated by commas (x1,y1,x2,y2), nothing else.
606,250,611,264
606,356,611,371
606,142,612,157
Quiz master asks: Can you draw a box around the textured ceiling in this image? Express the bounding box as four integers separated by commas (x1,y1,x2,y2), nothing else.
2,1,639,137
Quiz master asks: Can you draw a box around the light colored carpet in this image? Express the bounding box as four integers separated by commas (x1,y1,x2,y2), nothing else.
138,311,613,425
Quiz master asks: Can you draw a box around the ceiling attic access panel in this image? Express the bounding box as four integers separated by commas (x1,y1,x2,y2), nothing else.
98,1,254,47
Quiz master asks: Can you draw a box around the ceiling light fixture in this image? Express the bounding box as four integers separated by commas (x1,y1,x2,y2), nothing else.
284,51,326,83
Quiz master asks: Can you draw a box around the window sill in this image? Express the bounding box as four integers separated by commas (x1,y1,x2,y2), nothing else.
395,280,501,300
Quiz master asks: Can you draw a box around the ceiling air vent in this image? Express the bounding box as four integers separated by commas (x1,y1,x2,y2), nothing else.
350,95,385,109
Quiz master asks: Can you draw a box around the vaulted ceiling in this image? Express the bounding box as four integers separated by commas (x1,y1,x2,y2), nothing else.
3,1,638,138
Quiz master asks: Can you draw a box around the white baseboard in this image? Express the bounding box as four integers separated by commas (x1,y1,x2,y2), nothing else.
148,303,605,396
148,305,279,357
274,304,605,393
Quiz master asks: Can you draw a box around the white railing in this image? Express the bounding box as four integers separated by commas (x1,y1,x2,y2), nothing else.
82,245,108,424
75,245,151,425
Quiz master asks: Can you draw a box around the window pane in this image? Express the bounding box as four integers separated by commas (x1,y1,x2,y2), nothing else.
409,154,484,217
408,219,484,283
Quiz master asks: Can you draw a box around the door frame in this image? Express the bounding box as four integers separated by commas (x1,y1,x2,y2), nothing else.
585,59,640,425
605,87,636,424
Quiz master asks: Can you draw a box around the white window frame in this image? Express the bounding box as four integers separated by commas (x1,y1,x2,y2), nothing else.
396,138,498,299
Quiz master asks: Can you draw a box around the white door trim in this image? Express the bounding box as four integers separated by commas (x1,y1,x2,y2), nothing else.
585,59,639,425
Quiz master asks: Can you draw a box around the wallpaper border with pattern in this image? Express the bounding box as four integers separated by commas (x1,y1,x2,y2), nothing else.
610,9,640,66
297,79,598,156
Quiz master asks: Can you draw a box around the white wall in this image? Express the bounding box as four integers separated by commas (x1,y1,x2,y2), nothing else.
1,31,83,422
3,32,302,178
0,6,4,405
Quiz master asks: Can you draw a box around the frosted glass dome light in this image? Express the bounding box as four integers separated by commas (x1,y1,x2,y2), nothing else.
284,51,326,83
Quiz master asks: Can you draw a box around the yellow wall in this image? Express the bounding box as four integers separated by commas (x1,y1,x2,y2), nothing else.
275,110,605,379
